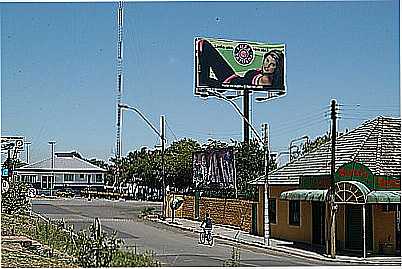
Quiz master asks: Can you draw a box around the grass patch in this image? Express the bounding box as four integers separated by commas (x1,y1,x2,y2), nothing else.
1,213,160,267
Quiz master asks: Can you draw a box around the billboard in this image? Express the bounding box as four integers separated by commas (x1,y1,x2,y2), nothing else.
195,37,286,96
192,148,235,188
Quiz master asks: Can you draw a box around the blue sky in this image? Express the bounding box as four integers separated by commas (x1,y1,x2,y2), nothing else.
1,1,400,164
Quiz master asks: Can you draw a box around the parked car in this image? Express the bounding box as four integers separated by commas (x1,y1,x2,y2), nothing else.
55,188,75,198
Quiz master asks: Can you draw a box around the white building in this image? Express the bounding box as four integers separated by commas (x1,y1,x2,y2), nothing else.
16,151,107,195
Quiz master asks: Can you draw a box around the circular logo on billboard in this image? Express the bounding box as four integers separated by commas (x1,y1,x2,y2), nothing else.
233,43,254,66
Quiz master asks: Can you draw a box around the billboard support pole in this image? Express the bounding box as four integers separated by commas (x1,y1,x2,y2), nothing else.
161,115,166,220
243,89,250,144
234,150,238,198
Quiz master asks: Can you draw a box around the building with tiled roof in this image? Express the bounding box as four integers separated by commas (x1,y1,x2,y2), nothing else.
251,116,401,257
251,116,401,185
16,151,107,195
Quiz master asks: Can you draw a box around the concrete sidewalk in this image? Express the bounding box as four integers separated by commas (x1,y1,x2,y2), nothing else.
149,216,401,266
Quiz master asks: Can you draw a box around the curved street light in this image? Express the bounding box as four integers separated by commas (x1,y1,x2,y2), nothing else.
118,103,167,220
289,136,309,162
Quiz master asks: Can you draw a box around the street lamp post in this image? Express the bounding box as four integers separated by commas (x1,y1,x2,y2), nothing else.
48,141,56,196
289,136,309,162
203,89,271,246
25,142,31,164
118,104,167,220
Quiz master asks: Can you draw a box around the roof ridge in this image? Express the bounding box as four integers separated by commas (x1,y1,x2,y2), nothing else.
374,117,384,175
72,155,106,170
21,157,51,168
349,118,382,162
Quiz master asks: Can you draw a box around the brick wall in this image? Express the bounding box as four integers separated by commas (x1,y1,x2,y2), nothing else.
200,197,253,232
173,194,254,233
180,195,195,219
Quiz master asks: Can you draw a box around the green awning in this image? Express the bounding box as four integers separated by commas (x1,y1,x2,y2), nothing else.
280,189,328,202
366,191,401,204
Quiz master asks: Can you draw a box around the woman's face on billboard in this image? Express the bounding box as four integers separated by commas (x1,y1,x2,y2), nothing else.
262,54,277,75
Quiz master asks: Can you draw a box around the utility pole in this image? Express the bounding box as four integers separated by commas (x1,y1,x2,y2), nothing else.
263,123,270,246
330,99,337,258
161,115,166,220
116,1,124,159
48,141,56,196
243,89,250,143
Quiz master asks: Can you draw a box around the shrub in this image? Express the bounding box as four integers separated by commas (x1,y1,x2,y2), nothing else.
1,180,30,214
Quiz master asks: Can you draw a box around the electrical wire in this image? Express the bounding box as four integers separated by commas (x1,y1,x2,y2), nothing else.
165,119,178,141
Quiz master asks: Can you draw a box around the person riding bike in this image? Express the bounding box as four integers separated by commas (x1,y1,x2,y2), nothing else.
201,213,213,238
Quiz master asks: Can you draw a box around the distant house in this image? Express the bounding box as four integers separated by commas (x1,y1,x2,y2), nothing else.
16,151,107,195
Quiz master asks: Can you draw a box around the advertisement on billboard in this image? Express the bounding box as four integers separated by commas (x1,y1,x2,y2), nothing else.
193,148,235,188
195,37,286,96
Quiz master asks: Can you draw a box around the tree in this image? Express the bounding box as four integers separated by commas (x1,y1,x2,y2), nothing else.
301,133,331,155
165,138,201,191
234,139,266,200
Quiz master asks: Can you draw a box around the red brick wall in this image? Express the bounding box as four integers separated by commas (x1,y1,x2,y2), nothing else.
176,195,254,232
180,195,194,219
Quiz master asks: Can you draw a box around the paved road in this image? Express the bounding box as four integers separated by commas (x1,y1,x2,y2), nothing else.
32,198,360,267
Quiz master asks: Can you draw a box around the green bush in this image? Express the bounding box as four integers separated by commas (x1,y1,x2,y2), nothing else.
1,180,30,214
111,250,160,267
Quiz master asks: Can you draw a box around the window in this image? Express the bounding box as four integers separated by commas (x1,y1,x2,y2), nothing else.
80,174,84,179
64,174,74,182
269,198,277,224
382,204,399,212
42,176,47,189
96,174,103,183
289,200,300,226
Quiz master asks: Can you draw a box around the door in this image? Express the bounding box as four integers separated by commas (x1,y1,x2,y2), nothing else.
346,205,373,252
346,205,363,250
312,202,325,245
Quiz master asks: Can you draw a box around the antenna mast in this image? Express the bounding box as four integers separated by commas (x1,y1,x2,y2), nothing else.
116,1,124,159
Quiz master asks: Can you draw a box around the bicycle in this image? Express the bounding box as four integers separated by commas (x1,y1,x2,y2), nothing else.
199,228,214,246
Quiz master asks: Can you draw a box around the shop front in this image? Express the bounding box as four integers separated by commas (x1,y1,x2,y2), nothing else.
279,161,401,257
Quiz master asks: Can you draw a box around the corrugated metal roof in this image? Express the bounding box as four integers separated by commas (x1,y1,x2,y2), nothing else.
17,155,106,172
253,116,401,185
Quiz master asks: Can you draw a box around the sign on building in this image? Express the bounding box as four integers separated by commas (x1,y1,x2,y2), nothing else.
194,37,286,97
335,161,401,191
1,136,25,154
193,148,235,188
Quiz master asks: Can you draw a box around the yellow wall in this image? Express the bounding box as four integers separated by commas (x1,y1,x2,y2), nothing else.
372,204,397,255
264,185,313,244
335,204,345,249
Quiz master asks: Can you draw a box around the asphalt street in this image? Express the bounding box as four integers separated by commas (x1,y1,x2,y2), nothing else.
32,198,361,267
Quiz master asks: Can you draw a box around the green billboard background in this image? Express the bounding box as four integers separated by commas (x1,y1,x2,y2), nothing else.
207,38,285,76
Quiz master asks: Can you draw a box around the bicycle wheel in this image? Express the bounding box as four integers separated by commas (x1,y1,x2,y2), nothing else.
199,232,205,244
208,234,214,246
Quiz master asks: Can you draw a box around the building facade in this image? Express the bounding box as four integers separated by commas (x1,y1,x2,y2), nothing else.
252,116,401,256
16,151,107,195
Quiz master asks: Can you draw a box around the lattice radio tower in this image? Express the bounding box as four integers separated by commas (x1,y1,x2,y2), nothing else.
115,1,124,159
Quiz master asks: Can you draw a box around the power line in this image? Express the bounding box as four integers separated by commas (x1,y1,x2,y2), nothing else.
165,119,178,141
273,117,328,134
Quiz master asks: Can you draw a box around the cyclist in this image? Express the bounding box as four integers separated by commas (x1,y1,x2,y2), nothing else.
201,213,213,239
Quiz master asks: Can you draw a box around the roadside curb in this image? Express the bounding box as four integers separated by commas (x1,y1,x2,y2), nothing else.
150,217,401,266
